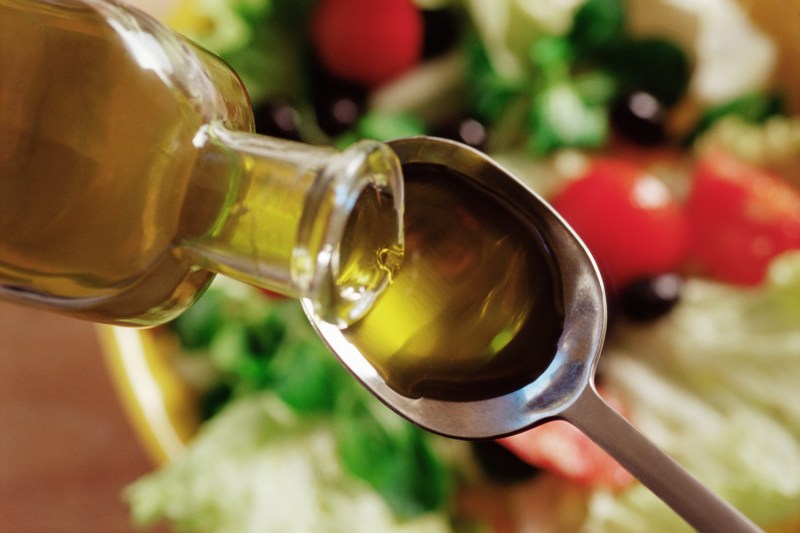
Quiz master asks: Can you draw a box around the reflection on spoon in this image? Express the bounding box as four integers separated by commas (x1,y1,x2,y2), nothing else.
305,137,762,533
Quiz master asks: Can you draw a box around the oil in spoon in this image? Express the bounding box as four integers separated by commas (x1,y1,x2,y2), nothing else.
341,162,565,401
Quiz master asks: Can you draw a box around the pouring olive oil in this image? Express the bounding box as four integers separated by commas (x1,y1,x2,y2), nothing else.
0,4,765,530
0,0,403,327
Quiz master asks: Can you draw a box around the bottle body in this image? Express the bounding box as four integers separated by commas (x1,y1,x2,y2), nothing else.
0,0,403,326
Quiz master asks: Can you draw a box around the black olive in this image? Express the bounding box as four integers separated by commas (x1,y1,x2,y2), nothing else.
433,117,488,151
253,101,303,141
610,90,667,146
471,440,541,484
310,62,368,137
314,91,366,137
619,273,683,322
422,8,461,59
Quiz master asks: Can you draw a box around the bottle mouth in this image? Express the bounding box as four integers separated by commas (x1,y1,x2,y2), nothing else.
294,140,404,327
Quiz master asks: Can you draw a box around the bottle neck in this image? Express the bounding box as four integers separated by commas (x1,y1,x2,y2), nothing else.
180,124,404,327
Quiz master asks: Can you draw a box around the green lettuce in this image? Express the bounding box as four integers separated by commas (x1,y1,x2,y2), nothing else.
462,0,688,155
462,0,586,79
131,280,459,531
125,393,455,533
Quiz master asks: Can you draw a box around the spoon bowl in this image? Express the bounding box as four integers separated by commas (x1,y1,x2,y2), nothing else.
304,137,761,533
306,136,606,439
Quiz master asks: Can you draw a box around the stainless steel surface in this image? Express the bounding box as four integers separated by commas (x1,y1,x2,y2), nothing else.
565,387,761,533
305,136,762,532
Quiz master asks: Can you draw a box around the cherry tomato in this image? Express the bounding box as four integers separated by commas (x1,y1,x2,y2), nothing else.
310,0,423,87
550,158,689,292
685,150,800,285
498,391,633,490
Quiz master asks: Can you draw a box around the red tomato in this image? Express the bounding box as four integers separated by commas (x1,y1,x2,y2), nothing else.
310,0,423,87
685,151,800,285
257,288,289,300
550,158,689,292
498,393,633,490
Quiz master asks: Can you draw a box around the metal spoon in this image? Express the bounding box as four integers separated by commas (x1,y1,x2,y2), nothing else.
305,137,762,533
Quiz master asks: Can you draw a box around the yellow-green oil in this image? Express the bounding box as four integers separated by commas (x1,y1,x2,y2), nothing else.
343,163,564,401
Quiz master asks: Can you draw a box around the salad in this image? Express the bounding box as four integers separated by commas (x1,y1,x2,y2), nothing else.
116,0,800,531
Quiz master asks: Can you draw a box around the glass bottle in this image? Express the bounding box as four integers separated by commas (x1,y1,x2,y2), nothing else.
0,0,404,328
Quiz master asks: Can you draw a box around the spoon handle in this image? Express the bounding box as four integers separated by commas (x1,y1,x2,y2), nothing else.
561,388,762,533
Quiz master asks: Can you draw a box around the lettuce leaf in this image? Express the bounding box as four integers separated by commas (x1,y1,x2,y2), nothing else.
125,393,455,533
131,279,458,531
585,252,800,531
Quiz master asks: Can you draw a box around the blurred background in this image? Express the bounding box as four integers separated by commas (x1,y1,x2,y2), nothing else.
0,302,161,532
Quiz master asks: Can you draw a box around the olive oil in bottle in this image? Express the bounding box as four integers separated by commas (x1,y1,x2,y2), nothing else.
342,163,564,401
0,0,403,327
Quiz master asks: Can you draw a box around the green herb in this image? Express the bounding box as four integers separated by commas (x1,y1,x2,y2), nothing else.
461,0,689,156
246,310,286,356
169,287,226,350
168,281,455,521
465,34,526,125
268,335,348,413
601,37,690,107
568,0,626,55
528,81,608,155
334,388,452,519
209,321,257,376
